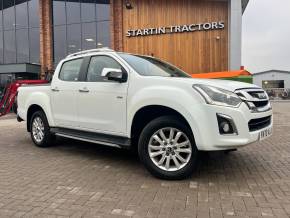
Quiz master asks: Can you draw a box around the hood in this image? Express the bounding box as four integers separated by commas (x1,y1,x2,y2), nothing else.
192,78,259,92
157,77,260,92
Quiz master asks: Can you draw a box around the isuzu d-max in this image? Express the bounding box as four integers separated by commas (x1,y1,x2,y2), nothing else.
17,48,273,179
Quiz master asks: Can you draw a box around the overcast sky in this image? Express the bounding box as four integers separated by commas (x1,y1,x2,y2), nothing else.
242,0,290,73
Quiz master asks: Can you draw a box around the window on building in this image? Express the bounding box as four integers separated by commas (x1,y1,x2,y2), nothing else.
54,25,67,63
97,21,110,47
15,0,29,29
66,0,81,24
81,0,95,22
0,0,3,31
4,30,16,63
16,29,29,62
29,28,40,63
0,0,40,64
96,0,110,21
0,31,3,63
28,0,39,28
67,23,81,54
0,1,2,63
82,22,96,50
3,0,15,30
53,0,111,64
53,0,66,25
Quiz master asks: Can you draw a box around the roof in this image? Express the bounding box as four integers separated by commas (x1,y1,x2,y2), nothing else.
191,70,252,79
253,70,290,76
0,63,40,75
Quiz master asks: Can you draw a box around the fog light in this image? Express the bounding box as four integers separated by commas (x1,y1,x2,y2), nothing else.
221,122,230,133
217,114,238,135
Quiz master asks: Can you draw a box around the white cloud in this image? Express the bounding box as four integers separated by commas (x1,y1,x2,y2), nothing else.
242,0,290,73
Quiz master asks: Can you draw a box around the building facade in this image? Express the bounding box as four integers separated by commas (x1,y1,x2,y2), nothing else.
253,70,290,89
0,0,249,93
253,70,290,100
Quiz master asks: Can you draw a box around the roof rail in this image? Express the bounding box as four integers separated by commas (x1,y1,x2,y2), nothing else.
66,47,115,58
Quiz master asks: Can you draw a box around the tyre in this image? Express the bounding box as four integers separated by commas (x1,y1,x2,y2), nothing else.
138,116,198,180
30,110,55,147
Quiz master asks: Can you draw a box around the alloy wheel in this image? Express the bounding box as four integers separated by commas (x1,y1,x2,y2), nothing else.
32,117,45,143
148,127,192,172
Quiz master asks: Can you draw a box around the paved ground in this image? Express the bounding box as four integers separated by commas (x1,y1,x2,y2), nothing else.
0,103,290,218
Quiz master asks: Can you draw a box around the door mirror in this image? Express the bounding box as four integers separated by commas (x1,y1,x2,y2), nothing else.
102,68,128,83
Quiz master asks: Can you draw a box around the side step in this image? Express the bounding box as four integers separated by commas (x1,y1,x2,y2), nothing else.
50,127,131,149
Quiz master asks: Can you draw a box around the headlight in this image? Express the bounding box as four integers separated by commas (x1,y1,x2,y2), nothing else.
193,84,242,108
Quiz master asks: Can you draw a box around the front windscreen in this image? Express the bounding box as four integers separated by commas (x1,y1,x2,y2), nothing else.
119,53,191,78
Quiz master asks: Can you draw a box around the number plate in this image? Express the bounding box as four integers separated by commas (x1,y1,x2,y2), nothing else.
259,127,272,141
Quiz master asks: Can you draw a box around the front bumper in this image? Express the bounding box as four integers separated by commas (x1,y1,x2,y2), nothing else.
191,102,273,151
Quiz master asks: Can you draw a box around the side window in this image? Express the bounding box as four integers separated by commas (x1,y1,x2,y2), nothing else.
59,58,83,81
87,56,122,82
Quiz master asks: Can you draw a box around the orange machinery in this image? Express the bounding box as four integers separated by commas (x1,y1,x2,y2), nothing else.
191,69,251,79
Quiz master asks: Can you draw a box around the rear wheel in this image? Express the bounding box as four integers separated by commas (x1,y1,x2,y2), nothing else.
30,111,55,147
138,116,198,180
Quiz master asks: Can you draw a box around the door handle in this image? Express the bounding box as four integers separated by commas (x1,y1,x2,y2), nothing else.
79,88,89,93
51,87,60,92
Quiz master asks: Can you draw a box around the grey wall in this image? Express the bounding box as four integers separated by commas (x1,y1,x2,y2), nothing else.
228,0,243,71
253,71,290,89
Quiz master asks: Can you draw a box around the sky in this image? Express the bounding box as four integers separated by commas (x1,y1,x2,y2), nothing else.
242,0,290,73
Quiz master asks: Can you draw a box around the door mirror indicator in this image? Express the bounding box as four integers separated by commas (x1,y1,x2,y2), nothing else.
102,68,128,83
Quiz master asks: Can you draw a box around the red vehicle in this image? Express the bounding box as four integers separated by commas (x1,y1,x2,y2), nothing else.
0,80,48,117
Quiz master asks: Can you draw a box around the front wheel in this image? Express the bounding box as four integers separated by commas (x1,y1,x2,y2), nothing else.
30,111,55,147
138,116,198,180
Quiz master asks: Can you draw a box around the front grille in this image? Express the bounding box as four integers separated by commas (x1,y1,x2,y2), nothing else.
248,91,268,100
252,100,269,108
235,88,271,113
248,116,271,132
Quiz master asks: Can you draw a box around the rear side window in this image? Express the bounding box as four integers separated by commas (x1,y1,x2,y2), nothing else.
59,58,83,81
87,56,122,82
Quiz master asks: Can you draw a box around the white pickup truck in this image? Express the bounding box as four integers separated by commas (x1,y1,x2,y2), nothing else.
17,48,273,179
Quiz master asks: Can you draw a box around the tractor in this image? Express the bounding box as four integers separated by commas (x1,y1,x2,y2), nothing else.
0,78,50,118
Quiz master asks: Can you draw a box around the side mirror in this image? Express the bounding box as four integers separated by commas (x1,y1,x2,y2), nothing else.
102,68,128,83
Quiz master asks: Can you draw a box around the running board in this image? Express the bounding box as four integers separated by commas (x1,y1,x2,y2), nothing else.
50,127,131,149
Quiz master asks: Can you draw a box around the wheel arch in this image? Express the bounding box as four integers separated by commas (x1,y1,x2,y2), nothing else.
130,105,195,148
26,104,45,132
24,90,55,132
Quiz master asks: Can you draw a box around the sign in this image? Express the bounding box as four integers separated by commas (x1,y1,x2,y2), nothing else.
126,21,225,37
